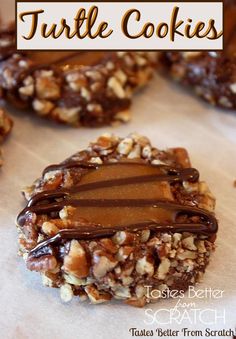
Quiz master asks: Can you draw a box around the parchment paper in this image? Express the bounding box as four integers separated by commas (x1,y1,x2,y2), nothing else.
0,2,236,339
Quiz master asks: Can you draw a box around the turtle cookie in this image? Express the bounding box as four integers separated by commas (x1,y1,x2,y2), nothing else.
16,133,218,306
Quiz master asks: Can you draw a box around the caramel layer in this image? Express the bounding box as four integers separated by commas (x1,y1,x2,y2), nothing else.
25,163,199,209
17,161,218,259
73,162,173,200
25,51,106,68
17,161,217,232
28,200,218,259
67,204,175,227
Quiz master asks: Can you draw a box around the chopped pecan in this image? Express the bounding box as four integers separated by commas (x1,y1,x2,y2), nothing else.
85,285,111,304
92,250,117,279
63,240,89,278
26,255,57,272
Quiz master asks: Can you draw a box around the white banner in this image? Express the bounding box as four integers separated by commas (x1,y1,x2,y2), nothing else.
16,1,223,50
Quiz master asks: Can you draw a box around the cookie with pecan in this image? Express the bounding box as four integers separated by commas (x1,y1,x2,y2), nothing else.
0,25,158,126
16,133,218,306
161,1,236,110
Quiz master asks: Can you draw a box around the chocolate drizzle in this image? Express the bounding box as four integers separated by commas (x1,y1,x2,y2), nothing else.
25,163,199,209
42,161,98,176
29,211,217,259
17,161,218,258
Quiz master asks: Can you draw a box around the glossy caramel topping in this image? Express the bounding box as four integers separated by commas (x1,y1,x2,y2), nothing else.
25,51,106,68
29,205,217,259
17,162,218,258
23,162,199,211
18,163,215,226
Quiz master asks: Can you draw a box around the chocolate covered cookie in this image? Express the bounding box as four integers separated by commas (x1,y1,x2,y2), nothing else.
0,25,158,126
162,1,236,110
17,133,218,306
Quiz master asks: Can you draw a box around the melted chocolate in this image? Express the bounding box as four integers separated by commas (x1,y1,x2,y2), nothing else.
25,163,198,208
42,161,98,176
29,210,217,259
19,162,200,219
17,161,218,258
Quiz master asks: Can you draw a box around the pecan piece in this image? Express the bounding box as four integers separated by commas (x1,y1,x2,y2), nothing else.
63,240,89,278
26,255,57,272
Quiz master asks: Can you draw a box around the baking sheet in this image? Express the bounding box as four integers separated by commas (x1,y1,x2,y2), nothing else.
0,2,236,339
